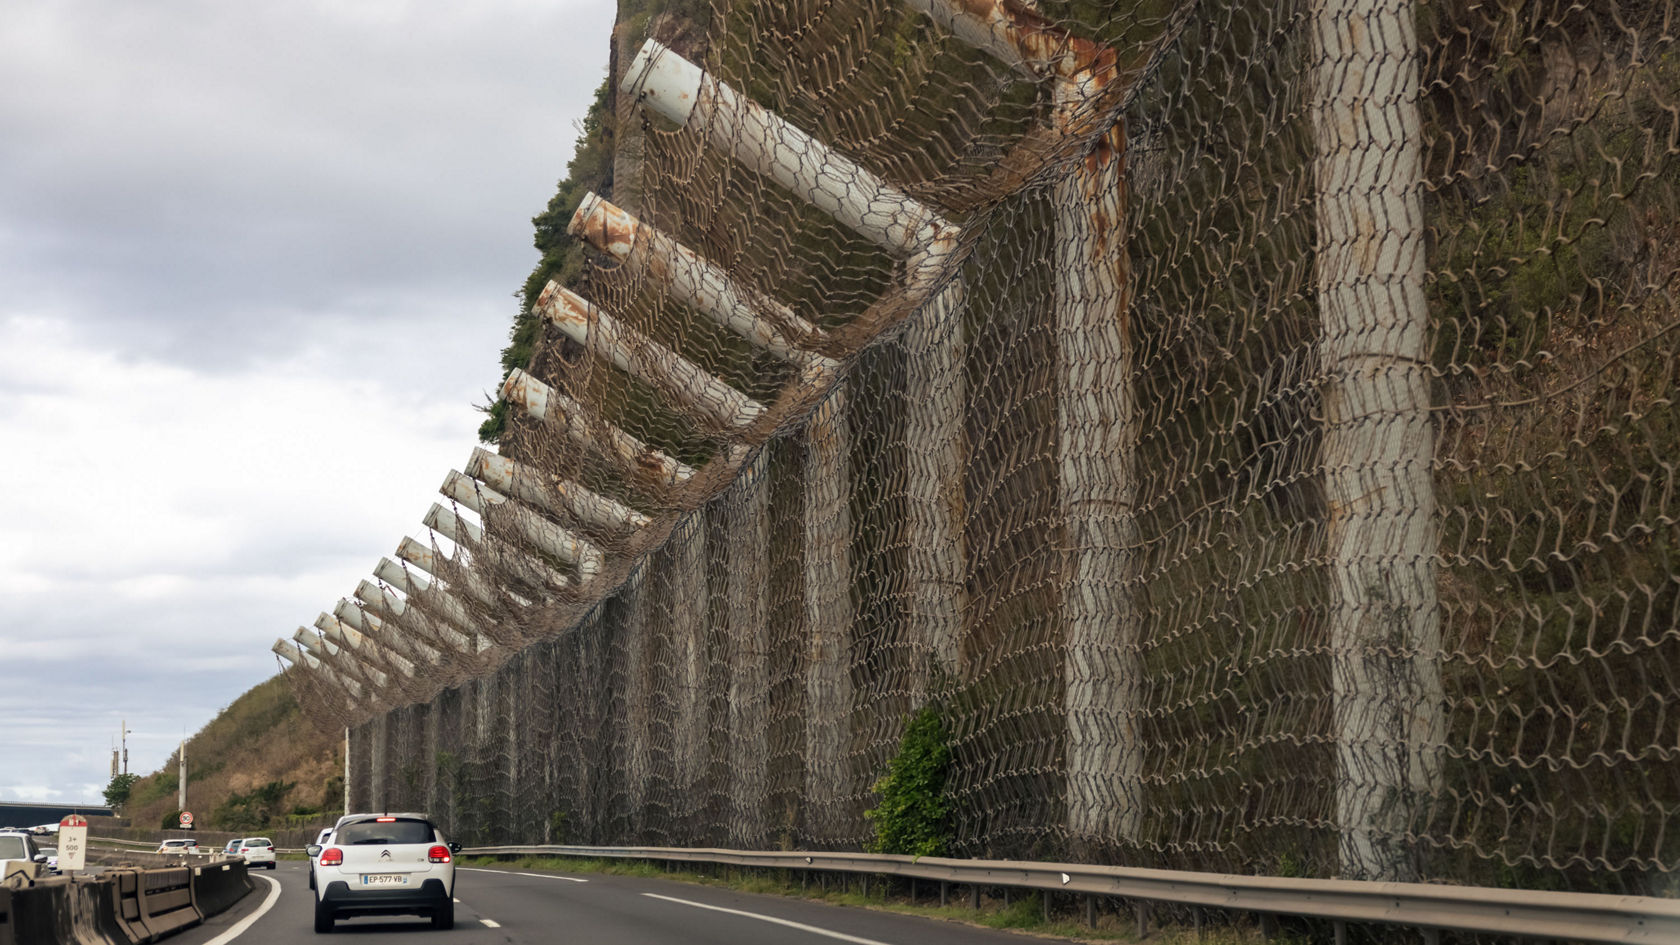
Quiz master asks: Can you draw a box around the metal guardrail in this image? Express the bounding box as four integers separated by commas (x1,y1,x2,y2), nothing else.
463,845,1680,944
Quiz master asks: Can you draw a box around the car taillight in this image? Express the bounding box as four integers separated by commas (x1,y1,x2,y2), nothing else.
319,847,343,866
239,847,249,853
428,845,450,863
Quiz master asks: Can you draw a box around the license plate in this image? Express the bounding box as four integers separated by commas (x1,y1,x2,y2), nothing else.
360,873,409,886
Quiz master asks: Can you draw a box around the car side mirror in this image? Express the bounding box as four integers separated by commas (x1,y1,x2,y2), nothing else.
306,844,322,857
32,854,47,863
448,842,461,854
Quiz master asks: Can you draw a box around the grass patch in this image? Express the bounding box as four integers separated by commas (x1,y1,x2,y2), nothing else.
456,856,1292,943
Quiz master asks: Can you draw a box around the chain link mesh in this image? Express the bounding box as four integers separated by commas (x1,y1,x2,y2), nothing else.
287,0,1680,895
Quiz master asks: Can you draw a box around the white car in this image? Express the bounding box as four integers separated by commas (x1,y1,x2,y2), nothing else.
156,838,200,854
307,827,334,890
0,831,46,884
308,813,459,932
229,836,277,869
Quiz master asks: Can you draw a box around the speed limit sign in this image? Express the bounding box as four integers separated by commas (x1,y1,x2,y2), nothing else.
179,811,194,828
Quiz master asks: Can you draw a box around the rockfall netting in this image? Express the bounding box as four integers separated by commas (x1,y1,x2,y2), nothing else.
290,0,1680,895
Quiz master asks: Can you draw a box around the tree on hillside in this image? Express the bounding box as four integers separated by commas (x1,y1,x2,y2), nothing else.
104,773,140,811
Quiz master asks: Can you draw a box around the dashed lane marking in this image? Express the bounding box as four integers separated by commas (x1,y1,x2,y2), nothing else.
640,893,898,945
459,867,588,882
481,918,502,928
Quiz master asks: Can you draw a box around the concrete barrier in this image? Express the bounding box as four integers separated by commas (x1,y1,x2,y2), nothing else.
0,885,15,945
5,858,250,945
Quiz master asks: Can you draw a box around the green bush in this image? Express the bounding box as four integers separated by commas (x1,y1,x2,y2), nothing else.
864,706,953,857
103,773,140,810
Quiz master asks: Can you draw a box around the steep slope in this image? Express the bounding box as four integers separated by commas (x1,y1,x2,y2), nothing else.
124,675,342,834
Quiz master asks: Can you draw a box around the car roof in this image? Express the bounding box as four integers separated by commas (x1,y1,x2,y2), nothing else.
334,812,430,827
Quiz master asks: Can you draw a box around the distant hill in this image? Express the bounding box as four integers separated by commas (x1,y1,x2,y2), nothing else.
122,675,343,835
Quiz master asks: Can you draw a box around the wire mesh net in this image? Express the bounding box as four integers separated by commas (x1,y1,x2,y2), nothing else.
290,0,1680,895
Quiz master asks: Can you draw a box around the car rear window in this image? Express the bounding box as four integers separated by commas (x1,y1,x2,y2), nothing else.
336,819,434,845
247,838,272,846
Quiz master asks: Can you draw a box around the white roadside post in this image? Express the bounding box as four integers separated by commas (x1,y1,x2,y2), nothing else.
57,814,87,876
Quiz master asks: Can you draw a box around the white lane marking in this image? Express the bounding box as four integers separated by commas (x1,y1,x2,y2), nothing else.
480,919,502,928
454,897,461,902
200,874,282,945
458,867,588,882
640,893,897,945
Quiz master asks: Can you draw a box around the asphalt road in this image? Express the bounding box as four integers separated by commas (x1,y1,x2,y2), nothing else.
170,860,1072,945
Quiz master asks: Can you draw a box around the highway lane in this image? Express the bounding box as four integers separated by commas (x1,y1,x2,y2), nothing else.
170,859,1075,944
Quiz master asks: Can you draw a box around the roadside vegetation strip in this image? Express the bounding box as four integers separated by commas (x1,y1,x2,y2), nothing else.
455,856,1263,943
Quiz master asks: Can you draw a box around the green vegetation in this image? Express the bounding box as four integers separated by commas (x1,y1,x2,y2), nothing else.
477,78,615,443
103,773,140,811
213,780,296,832
455,855,1290,944
121,675,343,834
865,707,953,857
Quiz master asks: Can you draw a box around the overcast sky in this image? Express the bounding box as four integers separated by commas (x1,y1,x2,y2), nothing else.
0,0,617,805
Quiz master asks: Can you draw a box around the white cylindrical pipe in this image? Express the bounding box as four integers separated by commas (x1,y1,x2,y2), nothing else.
623,40,949,257
395,536,507,608
466,447,649,539
273,638,313,668
442,470,604,582
357,578,473,655
374,557,494,653
1313,0,1440,882
533,282,764,431
312,616,391,688
323,610,414,680
336,599,433,670
501,369,696,488
274,639,363,699
570,192,837,379
424,502,485,545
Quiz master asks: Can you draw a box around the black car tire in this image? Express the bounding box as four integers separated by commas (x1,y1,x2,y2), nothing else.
308,870,315,890
267,862,276,869
314,900,335,933
432,901,454,930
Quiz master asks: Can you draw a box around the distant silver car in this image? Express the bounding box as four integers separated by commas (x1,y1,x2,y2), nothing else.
155,838,200,854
